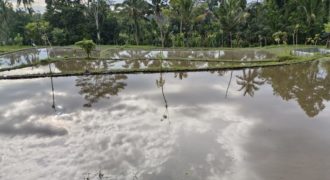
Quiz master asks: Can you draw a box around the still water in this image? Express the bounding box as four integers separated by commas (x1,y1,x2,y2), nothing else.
0,48,275,71
102,49,276,61
0,60,330,180
0,59,233,76
0,48,99,69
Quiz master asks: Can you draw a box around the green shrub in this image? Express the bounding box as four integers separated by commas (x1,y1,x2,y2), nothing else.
25,21,50,45
170,33,185,47
189,33,201,47
14,33,23,46
75,39,96,58
51,28,65,45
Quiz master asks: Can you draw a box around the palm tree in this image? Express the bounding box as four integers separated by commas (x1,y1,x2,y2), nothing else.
325,22,330,48
91,0,101,44
0,0,10,22
217,0,248,48
17,0,33,7
13,0,34,13
150,0,169,47
323,0,330,20
0,1,11,43
116,0,151,45
295,0,322,27
170,0,195,34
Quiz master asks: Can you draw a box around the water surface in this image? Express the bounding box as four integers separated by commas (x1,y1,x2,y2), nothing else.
0,59,230,76
0,60,330,180
102,49,276,61
0,48,99,70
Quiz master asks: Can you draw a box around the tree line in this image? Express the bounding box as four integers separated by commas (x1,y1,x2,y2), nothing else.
1,0,330,47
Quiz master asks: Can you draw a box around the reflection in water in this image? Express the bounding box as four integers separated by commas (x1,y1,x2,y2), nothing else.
83,170,111,180
76,75,127,107
0,57,253,77
261,61,330,117
61,58,330,117
0,48,99,70
48,50,57,112
236,69,265,97
50,76,56,111
2,60,330,180
172,60,193,80
0,48,40,69
102,49,276,61
45,59,330,117
1,56,330,118
156,72,170,123
226,71,233,98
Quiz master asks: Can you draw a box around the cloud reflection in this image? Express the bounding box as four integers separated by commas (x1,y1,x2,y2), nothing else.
0,74,257,180
1,60,330,180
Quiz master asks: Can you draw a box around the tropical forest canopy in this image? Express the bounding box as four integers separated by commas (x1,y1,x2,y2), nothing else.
1,0,330,47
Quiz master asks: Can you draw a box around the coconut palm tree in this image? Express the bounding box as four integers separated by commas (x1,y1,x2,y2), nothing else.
295,0,322,27
0,1,13,44
217,0,248,47
116,0,151,45
17,0,33,7
0,0,10,22
150,0,169,48
170,0,195,34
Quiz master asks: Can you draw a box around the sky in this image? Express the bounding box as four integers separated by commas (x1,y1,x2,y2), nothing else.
9,0,257,13
9,0,47,13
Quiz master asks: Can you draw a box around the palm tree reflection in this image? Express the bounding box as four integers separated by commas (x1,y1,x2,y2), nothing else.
225,71,233,98
50,75,56,112
236,69,264,97
156,73,170,124
47,47,57,112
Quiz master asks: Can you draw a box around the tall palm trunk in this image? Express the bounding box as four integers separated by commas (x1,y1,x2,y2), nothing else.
295,29,299,45
94,0,101,44
229,32,233,48
133,16,140,45
154,6,166,48
180,16,183,34
160,29,164,47
292,33,295,46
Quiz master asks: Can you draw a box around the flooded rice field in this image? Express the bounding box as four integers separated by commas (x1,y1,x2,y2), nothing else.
0,48,99,69
1,59,330,180
0,48,275,72
0,59,232,76
102,49,276,61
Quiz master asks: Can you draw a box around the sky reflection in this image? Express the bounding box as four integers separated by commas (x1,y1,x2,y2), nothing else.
1,61,330,180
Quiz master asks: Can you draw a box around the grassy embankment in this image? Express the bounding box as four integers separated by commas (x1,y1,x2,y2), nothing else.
0,45,32,54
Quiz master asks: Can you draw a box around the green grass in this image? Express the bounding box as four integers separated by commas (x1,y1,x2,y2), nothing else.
0,44,325,55
261,45,324,56
0,45,33,54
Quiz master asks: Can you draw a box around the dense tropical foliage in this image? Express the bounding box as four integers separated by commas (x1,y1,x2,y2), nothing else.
1,0,330,47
